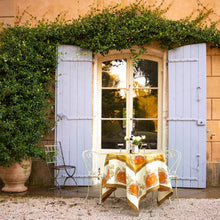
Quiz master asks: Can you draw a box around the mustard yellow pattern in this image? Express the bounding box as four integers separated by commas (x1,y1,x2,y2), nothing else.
102,152,173,213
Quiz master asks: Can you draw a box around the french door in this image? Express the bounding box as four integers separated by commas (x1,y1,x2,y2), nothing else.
98,55,162,151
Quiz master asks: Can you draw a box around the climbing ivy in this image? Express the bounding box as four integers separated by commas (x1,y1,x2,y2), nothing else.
0,1,219,165
70,5,220,53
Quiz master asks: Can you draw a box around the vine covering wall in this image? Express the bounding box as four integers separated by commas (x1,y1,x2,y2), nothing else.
0,2,219,164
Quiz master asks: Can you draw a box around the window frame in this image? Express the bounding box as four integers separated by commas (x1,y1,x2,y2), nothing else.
93,48,167,153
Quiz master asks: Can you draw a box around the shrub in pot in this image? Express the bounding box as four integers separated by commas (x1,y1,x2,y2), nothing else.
0,26,55,192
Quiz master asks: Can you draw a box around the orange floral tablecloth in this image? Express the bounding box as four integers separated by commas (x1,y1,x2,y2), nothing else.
101,152,173,212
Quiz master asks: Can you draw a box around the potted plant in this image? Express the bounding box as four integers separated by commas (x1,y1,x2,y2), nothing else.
0,87,53,192
0,25,54,192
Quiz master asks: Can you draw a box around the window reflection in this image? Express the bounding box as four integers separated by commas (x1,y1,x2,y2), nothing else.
101,58,159,150
102,59,126,88
133,89,158,118
102,120,126,149
133,59,158,88
102,89,126,118
133,120,157,149
132,59,158,150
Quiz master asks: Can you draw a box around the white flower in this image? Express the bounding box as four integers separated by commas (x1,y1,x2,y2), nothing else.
124,136,130,141
133,136,141,141
141,135,146,139
124,135,146,145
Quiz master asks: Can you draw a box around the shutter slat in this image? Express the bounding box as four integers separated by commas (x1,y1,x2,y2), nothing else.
167,58,198,63
168,43,206,188
56,45,93,186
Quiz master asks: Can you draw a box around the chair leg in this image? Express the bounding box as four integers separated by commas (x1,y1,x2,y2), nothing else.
72,177,78,189
64,168,78,190
47,165,60,190
55,179,61,190
98,177,103,205
54,170,61,190
63,176,78,191
151,190,157,203
113,191,116,198
85,177,90,201
175,177,178,199
169,177,178,203
169,178,174,203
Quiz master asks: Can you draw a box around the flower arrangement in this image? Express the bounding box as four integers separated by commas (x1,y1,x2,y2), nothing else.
124,135,146,146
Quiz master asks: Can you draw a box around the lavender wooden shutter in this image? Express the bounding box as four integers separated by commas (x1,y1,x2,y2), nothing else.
56,45,93,186
168,43,206,188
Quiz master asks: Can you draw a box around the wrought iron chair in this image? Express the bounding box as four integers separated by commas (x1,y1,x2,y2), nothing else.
44,142,78,190
165,149,182,198
82,150,104,204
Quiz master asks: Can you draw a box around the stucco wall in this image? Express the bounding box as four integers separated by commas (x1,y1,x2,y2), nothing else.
0,0,15,26
207,47,220,186
0,0,220,186
6,0,219,29
1,0,220,26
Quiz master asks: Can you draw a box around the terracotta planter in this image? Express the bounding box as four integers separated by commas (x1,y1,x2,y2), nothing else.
0,159,32,192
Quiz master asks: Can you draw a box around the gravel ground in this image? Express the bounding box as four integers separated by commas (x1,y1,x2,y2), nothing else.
0,196,219,220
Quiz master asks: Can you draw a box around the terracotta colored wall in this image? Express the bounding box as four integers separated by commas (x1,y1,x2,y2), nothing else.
207,47,220,186
0,0,15,26
1,0,220,186
1,0,219,26
12,0,220,29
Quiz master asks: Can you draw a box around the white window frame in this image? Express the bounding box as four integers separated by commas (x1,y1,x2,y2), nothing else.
93,47,168,153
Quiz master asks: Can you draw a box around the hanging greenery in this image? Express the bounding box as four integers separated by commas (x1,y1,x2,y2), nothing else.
0,1,219,166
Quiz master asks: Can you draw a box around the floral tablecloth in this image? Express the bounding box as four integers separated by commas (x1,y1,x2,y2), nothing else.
101,152,173,212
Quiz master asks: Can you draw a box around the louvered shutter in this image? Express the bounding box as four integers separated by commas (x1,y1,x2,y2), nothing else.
56,45,93,186
168,43,206,188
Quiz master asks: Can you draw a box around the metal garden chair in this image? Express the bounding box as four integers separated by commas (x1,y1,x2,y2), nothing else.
82,150,104,204
165,149,182,198
44,142,78,190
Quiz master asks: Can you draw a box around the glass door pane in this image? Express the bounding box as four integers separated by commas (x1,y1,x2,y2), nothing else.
133,89,158,118
101,59,127,149
102,59,126,88
132,59,158,150
102,89,126,118
100,58,159,150
102,120,126,149
133,120,158,149
133,59,158,87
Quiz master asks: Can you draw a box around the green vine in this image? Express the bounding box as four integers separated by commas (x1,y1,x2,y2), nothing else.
0,1,219,165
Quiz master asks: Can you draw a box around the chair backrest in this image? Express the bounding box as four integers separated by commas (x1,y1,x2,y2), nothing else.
165,149,182,176
82,150,102,177
44,142,65,166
